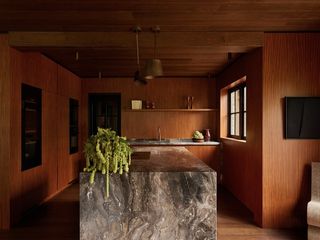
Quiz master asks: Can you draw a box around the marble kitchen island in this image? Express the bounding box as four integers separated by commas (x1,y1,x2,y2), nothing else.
80,147,216,240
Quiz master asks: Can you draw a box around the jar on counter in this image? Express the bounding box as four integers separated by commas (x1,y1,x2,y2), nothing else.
204,129,211,141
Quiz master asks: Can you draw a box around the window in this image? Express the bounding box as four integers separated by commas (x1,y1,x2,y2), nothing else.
228,84,246,139
70,99,79,154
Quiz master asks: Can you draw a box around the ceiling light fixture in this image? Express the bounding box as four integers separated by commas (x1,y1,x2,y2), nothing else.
144,26,163,79
133,26,147,85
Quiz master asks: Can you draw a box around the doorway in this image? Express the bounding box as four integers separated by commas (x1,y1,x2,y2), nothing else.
88,93,121,136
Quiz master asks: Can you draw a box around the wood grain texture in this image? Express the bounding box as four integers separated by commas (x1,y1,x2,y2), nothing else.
9,32,263,48
3,1,320,78
7,47,81,227
0,35,11,229
22,52,58,92
57,65,81,98
9,50,60,225
57,66,81,189
34,47,247,78
9,47,23,227
42,92,58,197
42,47,243,78
82,77,216,109
81,77,217,142
1,1,319,32
8,32,261,78
123,111,216,139
262,33,320,228
217,48,263,226
4,0,320,79
57,96,70,190
21,55,59,213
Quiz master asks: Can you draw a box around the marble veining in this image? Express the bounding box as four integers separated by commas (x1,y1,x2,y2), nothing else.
130,147,214,172
80,147,216,240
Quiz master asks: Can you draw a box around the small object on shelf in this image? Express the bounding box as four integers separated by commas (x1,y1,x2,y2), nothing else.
204,129,211,142
145,100,151,109
190,96,194,109
186,96,190,109
151,102,155,109
186,96,195,109
131,100,142,109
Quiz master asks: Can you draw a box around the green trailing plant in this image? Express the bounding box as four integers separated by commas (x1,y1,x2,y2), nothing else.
83,128,132,199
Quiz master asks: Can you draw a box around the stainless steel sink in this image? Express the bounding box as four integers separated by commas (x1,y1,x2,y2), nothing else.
128,138,170,143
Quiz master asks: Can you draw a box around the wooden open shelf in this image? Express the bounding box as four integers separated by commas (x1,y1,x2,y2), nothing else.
124,108,218,112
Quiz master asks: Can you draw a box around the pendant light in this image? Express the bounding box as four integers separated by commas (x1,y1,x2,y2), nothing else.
133,26,147,85
144,26,163,79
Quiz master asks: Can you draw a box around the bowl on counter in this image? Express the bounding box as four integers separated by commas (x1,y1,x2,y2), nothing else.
192,138,204,143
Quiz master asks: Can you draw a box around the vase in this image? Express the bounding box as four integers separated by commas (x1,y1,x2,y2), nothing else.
204,129,211,141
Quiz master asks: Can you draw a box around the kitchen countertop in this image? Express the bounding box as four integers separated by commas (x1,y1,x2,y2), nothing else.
80,146,216,240
128,138,220,146
130,146,214,172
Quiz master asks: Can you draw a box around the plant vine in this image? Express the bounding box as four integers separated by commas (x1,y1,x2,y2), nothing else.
83,128,132,199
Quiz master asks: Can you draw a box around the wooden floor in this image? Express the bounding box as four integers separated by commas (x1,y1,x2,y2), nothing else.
0,184,307,240
217,188,307,240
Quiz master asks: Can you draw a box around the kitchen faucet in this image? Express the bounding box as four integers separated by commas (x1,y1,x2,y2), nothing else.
157,127,161,141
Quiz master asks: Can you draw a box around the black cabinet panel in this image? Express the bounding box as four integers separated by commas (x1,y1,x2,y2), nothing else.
70,98,79,154
22,84,42,171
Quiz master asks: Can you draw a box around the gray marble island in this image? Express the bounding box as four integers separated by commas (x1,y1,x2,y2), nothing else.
80,147,216,240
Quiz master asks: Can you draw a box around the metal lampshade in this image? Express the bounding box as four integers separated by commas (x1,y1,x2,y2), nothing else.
144,59,163,79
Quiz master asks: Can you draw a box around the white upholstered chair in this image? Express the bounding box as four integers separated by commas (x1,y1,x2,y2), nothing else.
308,162,320,240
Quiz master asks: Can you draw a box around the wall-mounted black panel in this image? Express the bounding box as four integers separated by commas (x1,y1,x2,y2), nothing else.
22,84,42,171
70,98,79,154
285,97,320,139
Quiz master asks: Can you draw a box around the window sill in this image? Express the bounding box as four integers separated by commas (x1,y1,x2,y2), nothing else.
220,137,247,143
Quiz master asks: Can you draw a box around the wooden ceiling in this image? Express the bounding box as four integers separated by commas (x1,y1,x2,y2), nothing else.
2,0,320,78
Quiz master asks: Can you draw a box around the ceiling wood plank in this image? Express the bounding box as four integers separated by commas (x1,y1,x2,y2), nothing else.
9,31,263,48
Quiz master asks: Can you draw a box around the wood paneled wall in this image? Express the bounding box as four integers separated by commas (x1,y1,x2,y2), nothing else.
7,48,81,226
81,77,217,142
57,66,82,189
262,33,320,228
0,35,11,229
217,49,263,226
218,33,320,228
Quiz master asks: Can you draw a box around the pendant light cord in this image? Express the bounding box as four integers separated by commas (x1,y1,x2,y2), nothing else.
153,27,160,59
135,30,140,70
154,30,157,58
